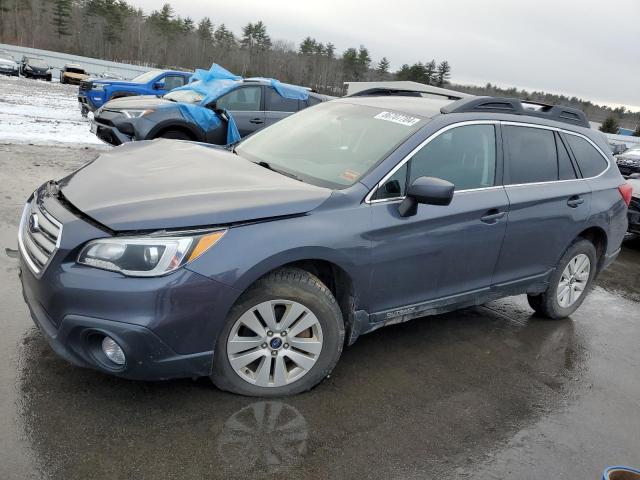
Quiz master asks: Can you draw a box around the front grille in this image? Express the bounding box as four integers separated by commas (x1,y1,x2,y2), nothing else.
18,199,62,277
79,80,93,91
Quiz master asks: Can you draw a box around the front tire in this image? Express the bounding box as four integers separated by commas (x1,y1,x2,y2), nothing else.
211,268,345,397
527,239,597,319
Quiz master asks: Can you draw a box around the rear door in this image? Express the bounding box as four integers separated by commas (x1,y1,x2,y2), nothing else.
215,85,265,137
492,123,592,287
264,87,303,127
367,122,509,314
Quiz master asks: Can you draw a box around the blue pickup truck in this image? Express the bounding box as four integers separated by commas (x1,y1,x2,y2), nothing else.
78,69,192,116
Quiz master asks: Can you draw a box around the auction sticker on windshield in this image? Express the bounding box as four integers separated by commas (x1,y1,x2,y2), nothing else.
374,111,421,126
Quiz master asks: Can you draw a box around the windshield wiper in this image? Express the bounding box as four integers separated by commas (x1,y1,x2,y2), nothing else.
255,161,303,182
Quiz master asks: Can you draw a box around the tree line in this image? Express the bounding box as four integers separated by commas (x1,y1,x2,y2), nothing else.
0,0,637,130
0,0,452,94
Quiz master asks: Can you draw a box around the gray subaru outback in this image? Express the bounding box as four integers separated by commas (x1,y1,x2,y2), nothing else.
18,95,631,396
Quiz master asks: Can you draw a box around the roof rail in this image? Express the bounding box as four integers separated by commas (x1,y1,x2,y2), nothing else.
440,96,590,128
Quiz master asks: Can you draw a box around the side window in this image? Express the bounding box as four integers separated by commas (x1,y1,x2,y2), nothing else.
266,88,299,112
216,86,262,111
409,124,496,191
163,75,186,90
307,96,323,107
505,126,557,184
565,134,608,178
556,132,577,180
372,163,408,200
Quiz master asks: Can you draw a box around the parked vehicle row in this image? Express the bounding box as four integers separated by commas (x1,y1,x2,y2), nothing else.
91,77,328,145
19,92,631,396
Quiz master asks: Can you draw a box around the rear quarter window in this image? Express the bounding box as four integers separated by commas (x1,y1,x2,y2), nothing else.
565,135,609,178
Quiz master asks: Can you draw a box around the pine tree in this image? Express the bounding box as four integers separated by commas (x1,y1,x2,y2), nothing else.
435,60,451,86
325,43,335,60
52,0,72,37
599,115,619,134
196,17,213,43
299,36,316,55
634,125,640,137
377,57,390,75
214,24,236,50
424,60,436,85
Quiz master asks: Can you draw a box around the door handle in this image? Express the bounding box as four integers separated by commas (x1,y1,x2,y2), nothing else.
480,209,506,224
567,196,584,208
249,118,264,124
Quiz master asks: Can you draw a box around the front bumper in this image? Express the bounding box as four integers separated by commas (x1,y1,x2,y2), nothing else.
18,187,241,380
91,120,132,146
0,67,18,76
78,92,104,112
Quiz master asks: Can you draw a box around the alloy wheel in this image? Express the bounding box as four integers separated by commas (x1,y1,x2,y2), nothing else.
556,253,591,308
227,300,323,387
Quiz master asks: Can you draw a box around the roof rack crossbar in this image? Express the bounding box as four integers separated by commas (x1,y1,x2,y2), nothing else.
440,96,590,128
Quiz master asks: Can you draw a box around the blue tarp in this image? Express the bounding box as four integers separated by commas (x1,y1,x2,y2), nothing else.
169,64,308,144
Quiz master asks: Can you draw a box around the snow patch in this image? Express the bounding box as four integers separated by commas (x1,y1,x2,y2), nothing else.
0,75,105,146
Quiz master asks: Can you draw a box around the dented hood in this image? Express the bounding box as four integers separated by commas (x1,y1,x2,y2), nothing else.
59,140,331,231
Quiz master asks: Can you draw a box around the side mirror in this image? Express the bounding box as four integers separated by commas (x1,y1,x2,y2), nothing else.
152,82,163,90
398,176,454,217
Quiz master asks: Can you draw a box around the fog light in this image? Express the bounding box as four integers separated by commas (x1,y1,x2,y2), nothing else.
101,336,126,365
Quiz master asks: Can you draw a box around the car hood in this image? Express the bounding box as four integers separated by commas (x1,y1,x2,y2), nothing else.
617,151,640,160
102,95,172,110
90,79,141,88
0,58,16,66
58,139,331,231
64,72,88,79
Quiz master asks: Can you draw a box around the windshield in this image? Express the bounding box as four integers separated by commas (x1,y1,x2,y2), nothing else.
131,70,162,83
235,102,425,188
0,54,14,61
66,67,85,74
164,89,205,104
29,58,48,68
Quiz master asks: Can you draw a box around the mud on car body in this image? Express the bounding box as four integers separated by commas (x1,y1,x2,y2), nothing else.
19,95,631,396
60,64,89,85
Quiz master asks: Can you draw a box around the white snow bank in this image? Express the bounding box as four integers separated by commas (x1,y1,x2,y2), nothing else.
0,75,105,146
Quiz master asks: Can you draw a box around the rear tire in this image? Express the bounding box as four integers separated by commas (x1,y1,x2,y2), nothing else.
211,268,345,397
527,239,597,319
155,130,192,140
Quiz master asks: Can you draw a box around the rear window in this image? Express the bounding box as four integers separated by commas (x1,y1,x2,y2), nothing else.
505,126,558,184
565,135,608,178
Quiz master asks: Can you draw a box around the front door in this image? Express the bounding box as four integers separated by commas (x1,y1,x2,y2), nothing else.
367,123,509,315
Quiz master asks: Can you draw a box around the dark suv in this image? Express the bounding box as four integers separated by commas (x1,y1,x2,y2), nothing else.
90,77,329,146
18,96,630,396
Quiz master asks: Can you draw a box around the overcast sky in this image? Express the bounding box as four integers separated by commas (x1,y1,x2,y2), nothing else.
130,0,640,111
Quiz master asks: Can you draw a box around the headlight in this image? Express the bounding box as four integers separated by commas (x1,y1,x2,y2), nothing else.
121,109,154,118
77,230,226,277
92,84,105,91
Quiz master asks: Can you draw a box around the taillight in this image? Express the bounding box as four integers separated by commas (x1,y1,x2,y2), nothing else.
618,183,633,207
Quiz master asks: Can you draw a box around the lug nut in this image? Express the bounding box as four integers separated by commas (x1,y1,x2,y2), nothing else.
261,343,267,349
281,331,287,337
284,343,289,349
271,350,278,356
267,331,273,337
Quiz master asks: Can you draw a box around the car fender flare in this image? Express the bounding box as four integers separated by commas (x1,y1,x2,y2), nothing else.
229,246,363,303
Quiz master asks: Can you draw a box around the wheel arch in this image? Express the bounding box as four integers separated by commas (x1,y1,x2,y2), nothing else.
147,120,204,141
228,249,362,346
576,226,608,272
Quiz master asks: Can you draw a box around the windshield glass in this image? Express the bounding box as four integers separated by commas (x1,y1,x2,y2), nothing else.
0,54,14,61
29,58,48,68
66,67,85,74
131,70,161,83
235,102,425,188
164,89,204,104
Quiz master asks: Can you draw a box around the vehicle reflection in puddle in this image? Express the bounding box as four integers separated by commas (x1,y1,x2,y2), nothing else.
216,401,308,476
